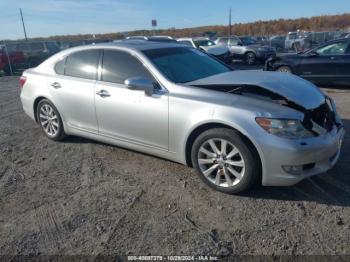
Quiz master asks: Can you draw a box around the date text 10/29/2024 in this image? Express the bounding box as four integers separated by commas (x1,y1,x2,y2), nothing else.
127,255,219,261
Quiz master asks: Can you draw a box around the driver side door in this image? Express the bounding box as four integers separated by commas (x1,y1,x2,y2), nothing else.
94,49,169,150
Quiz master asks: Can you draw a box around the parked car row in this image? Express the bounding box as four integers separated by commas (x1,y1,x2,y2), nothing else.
265,38,350,85
0,44,27,74
5,41,60,67
123,35,277,65
214,36,276,65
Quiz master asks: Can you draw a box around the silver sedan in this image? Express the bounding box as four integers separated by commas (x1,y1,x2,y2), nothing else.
19,40,345,193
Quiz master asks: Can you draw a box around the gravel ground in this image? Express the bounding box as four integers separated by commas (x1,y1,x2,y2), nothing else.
0,76,350,259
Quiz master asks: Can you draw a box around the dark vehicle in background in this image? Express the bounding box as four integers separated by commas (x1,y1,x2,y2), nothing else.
215,36,276,65
265,38,350,85
6,41,60,67
0,45,27,75
269,35,286,51
284,31,312,52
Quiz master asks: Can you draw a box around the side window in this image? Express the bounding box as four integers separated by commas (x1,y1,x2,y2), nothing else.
179,40,194,47
218,38,228,45
228,37,240,46
316,42,349,56
288,33,297,40
102,50,153,84
17,43,29,52
54,58,65,75
29,42,44,51
5,44,17,52
65,50,99,80
46,42,60,53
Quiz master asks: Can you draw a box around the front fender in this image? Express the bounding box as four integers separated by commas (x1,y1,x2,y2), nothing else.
264,56,293,72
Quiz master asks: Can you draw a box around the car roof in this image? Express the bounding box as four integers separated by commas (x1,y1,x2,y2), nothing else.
87,39,183,51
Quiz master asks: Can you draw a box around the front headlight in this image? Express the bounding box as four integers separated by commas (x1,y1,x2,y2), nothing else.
255,118,315,139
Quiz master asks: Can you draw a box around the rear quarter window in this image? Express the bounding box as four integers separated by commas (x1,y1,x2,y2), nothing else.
54,58,66,75
65,50,100,80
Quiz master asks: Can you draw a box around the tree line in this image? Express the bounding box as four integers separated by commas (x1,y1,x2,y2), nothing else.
13,13,350,42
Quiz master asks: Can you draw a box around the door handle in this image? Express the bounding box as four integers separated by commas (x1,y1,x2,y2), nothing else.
51,82,61,89
96,89,111,97
330,57,336,60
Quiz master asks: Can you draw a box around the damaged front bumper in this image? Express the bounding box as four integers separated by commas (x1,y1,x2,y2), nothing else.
261,125,345,186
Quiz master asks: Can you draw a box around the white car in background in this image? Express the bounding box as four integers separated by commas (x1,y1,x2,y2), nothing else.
177,37,231,63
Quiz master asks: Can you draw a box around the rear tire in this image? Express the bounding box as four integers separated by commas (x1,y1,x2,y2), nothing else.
191,128,260,194
36,99,66,141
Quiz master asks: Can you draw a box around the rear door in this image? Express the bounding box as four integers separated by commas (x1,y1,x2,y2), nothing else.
47,49,100,133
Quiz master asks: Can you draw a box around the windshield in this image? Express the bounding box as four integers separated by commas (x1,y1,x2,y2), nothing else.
239,37,256,45
193,40,215,47
143,47,232,83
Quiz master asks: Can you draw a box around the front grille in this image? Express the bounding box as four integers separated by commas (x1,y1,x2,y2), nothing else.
303,100,335,132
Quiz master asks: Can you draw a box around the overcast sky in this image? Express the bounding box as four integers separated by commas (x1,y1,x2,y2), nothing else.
1,0,349,40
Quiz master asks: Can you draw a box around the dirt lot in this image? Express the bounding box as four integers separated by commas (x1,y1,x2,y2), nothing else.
0,76,350,259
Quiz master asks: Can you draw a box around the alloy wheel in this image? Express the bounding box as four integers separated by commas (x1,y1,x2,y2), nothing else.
39,104,59,137
277,66,292,73
197,138,245,188
246,53,256,65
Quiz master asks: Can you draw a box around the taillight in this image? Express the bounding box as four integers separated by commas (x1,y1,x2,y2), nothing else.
19,76,27,89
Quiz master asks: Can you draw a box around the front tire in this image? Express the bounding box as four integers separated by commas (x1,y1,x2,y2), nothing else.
36,99,66,141
191,128,260,194
277,65,292,73
245,52,256,65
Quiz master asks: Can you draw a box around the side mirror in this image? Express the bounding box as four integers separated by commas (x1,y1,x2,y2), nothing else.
307,51,319,57
124,77,154,96
237,42,243,46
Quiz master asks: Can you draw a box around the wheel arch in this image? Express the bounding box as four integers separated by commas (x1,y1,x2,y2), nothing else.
184,122,263,178
33,96,48,123
244,50,257,56
276,64,294,74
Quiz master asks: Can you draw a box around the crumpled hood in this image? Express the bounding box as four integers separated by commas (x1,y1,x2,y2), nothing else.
185,70,325,110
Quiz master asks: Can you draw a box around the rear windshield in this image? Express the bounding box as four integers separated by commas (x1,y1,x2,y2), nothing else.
142,47,231,83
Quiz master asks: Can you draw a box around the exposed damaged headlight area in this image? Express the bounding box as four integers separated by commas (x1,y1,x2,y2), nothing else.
302,98,337,135
191,84,340,137
256,118,315,139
